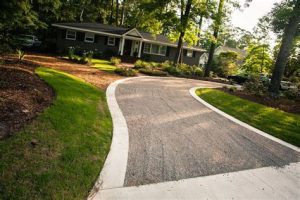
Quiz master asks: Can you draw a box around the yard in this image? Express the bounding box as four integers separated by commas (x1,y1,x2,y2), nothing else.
0,67,113,199
196,88,300,147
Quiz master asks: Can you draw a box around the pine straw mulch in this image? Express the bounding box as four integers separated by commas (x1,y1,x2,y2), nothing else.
0,53,123,139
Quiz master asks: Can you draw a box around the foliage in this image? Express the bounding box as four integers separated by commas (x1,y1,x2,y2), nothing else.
16,49,25,61
242,43,273,74
0,67,112,199
139,68,168,76
110,57,121,66
114,67,137,76
215,51,238,77
134,60,149,69
243,75,268,96
68,46,75,60
283,88,299,100
196,88,300,147
163,63,203,77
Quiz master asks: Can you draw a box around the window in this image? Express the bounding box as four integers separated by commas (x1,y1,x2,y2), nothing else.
107,37,115,46
84,32,94,43
143,43,167,56
186,50,193,57
144,43,151,53
66,30,76,40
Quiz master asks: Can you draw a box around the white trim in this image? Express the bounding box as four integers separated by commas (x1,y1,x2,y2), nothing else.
66,30,76,40
52,24,122,37
123,28,144,38
189,87,300,152
143,43,167,56
52,23,205,52
186,49,193,57
107,36,115,46
84,32,95,43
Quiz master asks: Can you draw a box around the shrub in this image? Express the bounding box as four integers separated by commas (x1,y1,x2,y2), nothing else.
16,49,25,61
159,60,173,70
114,67,137,76
194,67,204,77
139,68,168,76
110,57,121,66
134,60,148,69
86,50,93,63
289,76,299,83
93,49,103,59
164,66,181,76
67,46,75,60
284,88,299,100
243,75,268,96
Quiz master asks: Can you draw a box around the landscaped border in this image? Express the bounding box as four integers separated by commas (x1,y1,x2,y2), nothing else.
189,87,300,152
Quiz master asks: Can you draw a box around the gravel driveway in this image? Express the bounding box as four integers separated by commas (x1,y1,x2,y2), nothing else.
115,77,300,187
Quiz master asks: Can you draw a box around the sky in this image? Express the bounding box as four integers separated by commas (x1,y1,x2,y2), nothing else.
231,0,282,32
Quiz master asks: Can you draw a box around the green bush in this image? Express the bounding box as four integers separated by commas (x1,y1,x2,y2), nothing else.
114,67,137,76
139,68,168,76
16,49,25,61
67,46,75,60
284,88,299,100
244,75,268,96
134,60,148,69
164,66,181,76
159,60,173,70
110,57,121,66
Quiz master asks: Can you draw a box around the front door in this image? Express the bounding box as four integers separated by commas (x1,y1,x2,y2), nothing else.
123,39,132,56
130,41,140,57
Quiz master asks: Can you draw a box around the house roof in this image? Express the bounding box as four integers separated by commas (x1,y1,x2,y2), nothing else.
52,22,205,52
216,46,246,57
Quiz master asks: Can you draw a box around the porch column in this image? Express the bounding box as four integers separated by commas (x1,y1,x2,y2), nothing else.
119,37,125,56
138,40,143,58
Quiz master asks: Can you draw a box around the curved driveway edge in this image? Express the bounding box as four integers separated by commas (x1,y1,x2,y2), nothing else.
189,87,300,152
89,77,140,199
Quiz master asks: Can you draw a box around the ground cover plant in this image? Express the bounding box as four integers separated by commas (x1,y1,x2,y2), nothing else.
196,88,300,147
0,67,112,199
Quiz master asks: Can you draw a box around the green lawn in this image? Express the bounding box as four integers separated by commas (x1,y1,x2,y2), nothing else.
196,88,300,147
0,67,112,199
90,58,117,72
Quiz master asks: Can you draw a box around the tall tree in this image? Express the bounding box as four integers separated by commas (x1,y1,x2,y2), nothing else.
269,0,300,95
120,0,126,25
116,0,120,25
204,0,225,77
173,0,193,65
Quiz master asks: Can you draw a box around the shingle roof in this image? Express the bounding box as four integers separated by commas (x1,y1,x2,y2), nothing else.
52,22,205,52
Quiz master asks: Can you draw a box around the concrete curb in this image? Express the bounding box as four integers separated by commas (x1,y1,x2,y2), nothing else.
189,87,300,152
88,77,142,199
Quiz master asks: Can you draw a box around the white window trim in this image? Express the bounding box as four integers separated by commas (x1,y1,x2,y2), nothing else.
143,43,167,56
84,33,95,43
107,37,115,46
186,49,193,57
66,30,76,40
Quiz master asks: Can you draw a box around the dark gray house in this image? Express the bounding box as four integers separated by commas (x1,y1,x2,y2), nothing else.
52,23,205,66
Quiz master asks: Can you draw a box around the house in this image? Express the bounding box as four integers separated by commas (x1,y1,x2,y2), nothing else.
199,46,247,66
52,23,205,66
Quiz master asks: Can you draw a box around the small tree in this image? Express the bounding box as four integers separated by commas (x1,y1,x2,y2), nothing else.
216,51,238,77
242,43,273,74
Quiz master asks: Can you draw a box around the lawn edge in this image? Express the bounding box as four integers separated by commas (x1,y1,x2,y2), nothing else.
190,87,300,152
88,77,142,199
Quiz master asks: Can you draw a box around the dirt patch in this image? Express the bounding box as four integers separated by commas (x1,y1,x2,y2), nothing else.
219,88,300,115
23,53,122,90
0,58,55,139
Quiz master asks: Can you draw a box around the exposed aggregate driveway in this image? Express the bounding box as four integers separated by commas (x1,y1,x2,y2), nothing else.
115,77,300,187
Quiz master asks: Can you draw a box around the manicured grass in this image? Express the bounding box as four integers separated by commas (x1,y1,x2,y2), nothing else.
0,67,112,199
91,58,117,72
196,88,300,147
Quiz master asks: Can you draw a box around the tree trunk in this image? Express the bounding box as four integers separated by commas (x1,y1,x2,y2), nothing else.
116,0,119,26
120,0,126,26
204,0,225,77
173,0,193,65
197,15,203,46
269,1,300,95
109,0,114,25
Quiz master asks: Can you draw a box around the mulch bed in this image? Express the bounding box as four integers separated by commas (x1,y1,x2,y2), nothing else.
219,87,300,115
0,56,55,139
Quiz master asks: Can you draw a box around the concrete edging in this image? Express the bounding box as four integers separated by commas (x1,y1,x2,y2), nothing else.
189,87,300,152
88,77,142,199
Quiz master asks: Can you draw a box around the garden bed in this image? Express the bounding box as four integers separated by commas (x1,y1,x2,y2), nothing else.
0,58,55,138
